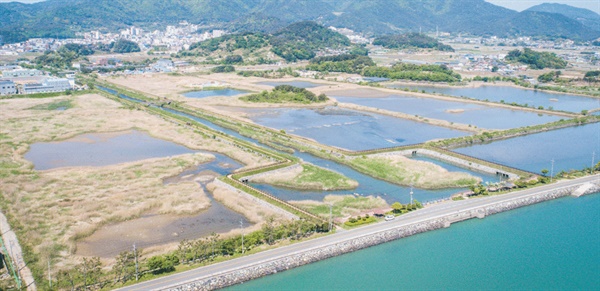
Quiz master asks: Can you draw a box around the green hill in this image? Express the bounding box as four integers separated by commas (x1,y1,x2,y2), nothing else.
505,48,568,70
373,33,454,52
186,21,351,62
1,0,599,44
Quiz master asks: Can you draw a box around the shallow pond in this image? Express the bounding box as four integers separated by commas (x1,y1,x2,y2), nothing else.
250,152,501,205
388,84,600,113
25,127,252,257
183,89,249,98
454,123,600,174
333,95,563,130
242,106,470,151
75,151,251,258
257,81,326,88
25,130,194,170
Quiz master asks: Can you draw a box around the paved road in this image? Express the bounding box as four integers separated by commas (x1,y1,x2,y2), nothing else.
118,175,599,291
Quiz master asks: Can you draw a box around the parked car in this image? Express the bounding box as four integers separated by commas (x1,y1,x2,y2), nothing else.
385,215,395,221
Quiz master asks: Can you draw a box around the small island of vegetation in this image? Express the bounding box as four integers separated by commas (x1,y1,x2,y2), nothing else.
249,164,358,191
373,33,454,52
505,48,567,69
306,54,375,74
241,85,328,104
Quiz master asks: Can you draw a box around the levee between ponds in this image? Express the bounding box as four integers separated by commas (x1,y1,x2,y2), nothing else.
166,180,599,291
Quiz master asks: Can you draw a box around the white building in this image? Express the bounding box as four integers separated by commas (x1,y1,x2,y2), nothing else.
22,78,72,94
0,79,16,95
2,69,43,78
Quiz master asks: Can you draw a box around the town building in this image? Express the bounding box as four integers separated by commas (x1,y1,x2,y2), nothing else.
2,69,43,78
0,79,16,95
21,78,72,94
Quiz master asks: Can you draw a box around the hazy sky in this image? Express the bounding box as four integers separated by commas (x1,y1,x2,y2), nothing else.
486,0,600,13
0,0,599,14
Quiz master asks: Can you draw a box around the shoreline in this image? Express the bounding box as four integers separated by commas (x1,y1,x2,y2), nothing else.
160,176,600,291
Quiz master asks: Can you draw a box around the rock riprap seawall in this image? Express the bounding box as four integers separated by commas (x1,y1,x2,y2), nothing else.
168,180,600,291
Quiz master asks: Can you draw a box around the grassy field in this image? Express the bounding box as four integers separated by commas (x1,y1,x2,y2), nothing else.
28,99,73,110
292,194,388,222
250,163,358,191
348,154,480,189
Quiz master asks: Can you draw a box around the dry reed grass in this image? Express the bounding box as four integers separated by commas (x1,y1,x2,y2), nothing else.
0,93,271,267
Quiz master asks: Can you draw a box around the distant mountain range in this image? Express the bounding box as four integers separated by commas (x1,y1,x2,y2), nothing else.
1,0,599,44
526,3,600,32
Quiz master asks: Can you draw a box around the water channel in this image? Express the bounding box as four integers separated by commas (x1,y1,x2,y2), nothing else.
98,87,503,205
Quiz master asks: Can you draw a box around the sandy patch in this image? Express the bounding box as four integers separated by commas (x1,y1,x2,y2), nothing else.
207,181,295,226
446,109,465,114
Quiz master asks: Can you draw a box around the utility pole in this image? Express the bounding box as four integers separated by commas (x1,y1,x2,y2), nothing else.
410,184,414,206
550,159,555,183
328,204,333,232
240,219,244,255
133,243,139,281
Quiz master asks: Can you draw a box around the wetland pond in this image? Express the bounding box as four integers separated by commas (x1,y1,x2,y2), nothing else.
25,130,250,257
182,89,249,98
238,106,470,151
387,84,600,113
454,122,600,174
333,95,563,130
26,130,194,170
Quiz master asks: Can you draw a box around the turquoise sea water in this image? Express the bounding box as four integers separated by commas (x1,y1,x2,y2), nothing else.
229,194,600,290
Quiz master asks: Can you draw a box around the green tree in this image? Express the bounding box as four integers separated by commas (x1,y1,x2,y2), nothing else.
541,169,549,176
391,202,403,213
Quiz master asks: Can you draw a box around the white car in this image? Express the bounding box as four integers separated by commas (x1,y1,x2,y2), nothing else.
385,215,395,221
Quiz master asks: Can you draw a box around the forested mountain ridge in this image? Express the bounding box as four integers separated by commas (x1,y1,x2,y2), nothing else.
526,3,600,32
1,0,599,44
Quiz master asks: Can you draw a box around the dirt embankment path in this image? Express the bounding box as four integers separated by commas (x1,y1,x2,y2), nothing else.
0,212,36,290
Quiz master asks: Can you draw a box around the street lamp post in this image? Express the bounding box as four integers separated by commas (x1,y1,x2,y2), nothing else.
240,219,245,255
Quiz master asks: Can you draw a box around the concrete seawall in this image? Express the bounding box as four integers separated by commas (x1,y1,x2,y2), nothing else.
168,181,600,291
